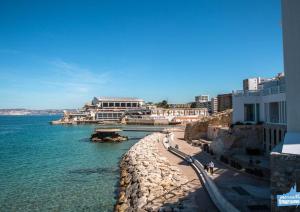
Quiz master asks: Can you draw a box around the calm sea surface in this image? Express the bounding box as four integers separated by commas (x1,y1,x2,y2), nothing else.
0,115,156,212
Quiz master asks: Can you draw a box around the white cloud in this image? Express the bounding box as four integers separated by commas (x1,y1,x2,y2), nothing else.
44,59,110,94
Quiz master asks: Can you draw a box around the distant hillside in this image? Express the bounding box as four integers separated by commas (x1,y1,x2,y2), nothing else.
0,109,76,115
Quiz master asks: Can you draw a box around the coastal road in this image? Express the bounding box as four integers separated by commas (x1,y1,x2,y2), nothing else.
155,132,218,212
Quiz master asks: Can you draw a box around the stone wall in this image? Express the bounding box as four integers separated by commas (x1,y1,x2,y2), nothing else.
210,125,263,156
184,109,232,141
271,152,300,211
115,133,195,212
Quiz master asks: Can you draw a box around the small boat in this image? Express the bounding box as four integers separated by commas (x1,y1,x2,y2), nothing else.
90,128,128,142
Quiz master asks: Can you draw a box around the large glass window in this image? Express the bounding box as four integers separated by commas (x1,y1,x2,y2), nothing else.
269,102,279,123
115,102,120,107
132,103,137,107
244,104,255,122
126,103,131,107
103,102,108,107
121,103,126,107
109,102,114,107
274,129,277,146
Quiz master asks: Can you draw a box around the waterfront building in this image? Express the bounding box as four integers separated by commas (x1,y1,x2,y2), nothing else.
195,95,209,103
233,73,286,154
211,97,218,114
91,97,145,121
150,108,208,122
270,1,300,210
217,93,232,112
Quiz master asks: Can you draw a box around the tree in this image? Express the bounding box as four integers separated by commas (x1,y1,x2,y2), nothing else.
156,100,169,108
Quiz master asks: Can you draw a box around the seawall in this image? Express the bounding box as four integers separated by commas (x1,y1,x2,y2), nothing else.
115,133,191,212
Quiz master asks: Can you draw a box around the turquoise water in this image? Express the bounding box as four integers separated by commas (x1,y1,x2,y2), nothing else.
0,115,152,212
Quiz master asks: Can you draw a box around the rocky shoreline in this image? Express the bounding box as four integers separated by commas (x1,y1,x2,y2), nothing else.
115,133,195,212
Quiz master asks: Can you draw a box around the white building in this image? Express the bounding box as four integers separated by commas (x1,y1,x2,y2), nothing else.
195,95,209,103
211,97,218,114
233,73,287,153
243,77,261,91
281,0,300,154
91,97,145,121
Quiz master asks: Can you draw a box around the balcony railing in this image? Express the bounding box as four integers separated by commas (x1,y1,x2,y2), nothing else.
233,85,285,97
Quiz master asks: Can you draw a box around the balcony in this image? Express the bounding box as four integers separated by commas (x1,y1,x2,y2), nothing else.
233,85,285,97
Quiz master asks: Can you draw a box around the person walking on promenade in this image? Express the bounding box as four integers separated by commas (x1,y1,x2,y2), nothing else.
209,161,214,175
204,163,209,172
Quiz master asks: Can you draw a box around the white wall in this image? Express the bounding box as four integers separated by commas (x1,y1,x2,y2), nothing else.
281,0,300,154
232,93,286,124
282,0,300,132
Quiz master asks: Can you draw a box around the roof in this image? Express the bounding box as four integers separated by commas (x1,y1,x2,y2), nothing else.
95,97,144,102
95,128,122,133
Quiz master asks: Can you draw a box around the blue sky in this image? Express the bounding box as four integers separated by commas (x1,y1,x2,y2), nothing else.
0,0,283,109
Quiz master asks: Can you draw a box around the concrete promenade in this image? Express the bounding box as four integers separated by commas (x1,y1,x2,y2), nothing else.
155,133,218,211
169,129,270,211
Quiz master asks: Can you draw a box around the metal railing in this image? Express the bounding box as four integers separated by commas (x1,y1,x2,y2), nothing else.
165,134,239,212
233,85,285,97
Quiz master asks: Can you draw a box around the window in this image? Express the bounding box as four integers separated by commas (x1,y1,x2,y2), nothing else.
274,130,277,146
115,102,120,107
269,102,279,123
256,104,260,122
109,102,114,107
103,102,108,107
279,130,282,142
244,104,255,122
126,103,131,107
113,113,118,118
269,129,272,145
132,103,137,107
121,103,126,107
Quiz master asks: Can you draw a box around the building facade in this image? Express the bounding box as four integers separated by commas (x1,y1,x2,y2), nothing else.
195,95,209,103
211,97,218,114
243,77,261,91
233,73,287,154
217,93,232,112
91,97,145,121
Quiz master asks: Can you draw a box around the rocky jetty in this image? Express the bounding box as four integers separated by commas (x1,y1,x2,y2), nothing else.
115,133,193,212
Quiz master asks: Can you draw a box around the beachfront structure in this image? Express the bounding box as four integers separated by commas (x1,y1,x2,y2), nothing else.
150,108,208,122
217,93,232,112
195,95,209,103
211,97,218,114
233,73,286,153
91,97,145,121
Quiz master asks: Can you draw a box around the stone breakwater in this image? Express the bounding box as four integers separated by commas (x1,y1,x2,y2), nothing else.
115,133,194,212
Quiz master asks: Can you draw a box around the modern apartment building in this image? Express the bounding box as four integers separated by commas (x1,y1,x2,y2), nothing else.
233,73,286,153
195,95,209,103
217,93,232,112
243,77,261,91
211,97,218,114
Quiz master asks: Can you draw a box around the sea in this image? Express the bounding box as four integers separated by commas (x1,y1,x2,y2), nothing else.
0,115,159,212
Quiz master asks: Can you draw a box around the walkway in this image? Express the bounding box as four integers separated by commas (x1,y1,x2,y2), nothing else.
155,133,218,211
171,130,271,211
